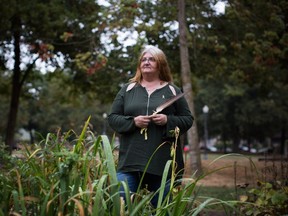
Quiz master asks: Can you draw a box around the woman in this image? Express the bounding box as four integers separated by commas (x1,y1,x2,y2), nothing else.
108,45,193,207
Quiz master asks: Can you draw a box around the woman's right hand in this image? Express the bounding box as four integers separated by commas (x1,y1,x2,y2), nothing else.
134,115,151,128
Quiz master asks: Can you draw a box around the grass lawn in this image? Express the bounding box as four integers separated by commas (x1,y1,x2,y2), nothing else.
196,186,237,201
195,186,240,215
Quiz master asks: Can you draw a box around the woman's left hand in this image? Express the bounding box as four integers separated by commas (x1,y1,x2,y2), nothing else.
150,114,167,126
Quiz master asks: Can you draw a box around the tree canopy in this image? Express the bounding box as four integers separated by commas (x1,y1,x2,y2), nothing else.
0,0,287,154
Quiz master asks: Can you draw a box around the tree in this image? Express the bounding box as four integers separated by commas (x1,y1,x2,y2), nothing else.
0,0,103,151
178,0,202,175
28,72,110,137
194,0,288,153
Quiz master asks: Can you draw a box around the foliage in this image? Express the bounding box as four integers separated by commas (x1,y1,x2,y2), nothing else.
2,118,287,215
237,157,288,215
0,0,110,147
11,71,112,142
239,180,288,215
0,0,104,68
197,154,288,215
0,119,241,215
193,0,288,151
0,0,287,167
100,0,288,152
1,117,121,215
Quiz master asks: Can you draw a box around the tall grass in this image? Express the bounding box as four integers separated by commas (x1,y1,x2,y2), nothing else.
0,118,251,215
0,117,120,216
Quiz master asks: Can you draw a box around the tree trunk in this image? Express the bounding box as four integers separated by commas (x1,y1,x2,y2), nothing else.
280,121,286,155
5,15,22,152
178,0,202,176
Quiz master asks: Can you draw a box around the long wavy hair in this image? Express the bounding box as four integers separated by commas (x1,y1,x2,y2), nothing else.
129,45,173,83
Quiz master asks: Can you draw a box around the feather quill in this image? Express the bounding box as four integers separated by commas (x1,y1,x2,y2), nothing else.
152,92,186,115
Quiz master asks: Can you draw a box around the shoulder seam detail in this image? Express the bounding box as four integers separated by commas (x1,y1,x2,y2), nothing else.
169,85,176,96
126,82,137,92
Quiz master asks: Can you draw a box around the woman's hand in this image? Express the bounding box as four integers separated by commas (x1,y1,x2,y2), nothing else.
150,114,167,126
134,115,151,128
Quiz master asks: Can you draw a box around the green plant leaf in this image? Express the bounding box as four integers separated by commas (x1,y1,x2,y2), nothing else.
101,134,120,215
271,192,287,205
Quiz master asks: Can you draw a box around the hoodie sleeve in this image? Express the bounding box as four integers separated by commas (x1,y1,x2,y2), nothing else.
107,85,137,134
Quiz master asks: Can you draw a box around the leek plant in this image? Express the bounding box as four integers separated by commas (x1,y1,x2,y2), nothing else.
0,118,241,215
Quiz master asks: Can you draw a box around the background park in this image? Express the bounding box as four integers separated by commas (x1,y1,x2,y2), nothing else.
0,0,287,215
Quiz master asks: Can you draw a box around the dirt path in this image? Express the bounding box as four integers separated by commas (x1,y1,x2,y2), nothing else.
184,154,287,187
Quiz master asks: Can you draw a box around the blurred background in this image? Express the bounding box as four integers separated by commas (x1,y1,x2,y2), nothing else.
0,0,287,160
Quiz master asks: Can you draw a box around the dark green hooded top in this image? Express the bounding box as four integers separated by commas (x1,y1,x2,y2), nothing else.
108,82,193,177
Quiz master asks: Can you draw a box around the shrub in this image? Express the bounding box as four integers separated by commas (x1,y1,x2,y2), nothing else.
0,117,247,215
239,174,288,215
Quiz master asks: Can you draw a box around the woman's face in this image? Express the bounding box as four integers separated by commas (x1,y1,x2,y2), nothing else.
140,52,158,76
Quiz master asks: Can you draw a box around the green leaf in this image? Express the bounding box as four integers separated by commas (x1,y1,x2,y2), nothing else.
271,192,287,205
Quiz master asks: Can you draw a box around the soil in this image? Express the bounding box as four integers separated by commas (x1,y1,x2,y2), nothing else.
184,154,287,188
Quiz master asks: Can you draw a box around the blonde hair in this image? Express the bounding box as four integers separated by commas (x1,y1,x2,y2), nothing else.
129,45,173,83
